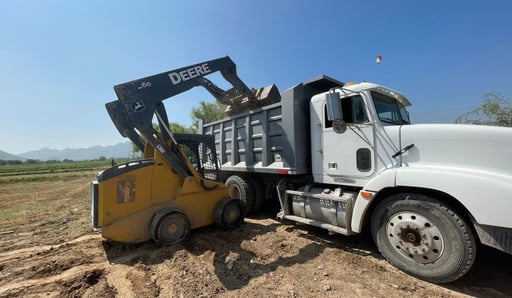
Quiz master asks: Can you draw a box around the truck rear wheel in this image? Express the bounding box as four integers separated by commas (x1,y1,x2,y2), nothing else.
371,193,476,283
226,175,255,214
248,176,265,212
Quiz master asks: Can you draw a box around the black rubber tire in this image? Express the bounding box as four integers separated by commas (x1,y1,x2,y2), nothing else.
225,175,254,214
213,198,245,229
248,176,265,213
371,193,476,283
150,209,191,246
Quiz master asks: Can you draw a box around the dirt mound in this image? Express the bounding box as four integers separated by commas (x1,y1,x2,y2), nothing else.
1,177,511,297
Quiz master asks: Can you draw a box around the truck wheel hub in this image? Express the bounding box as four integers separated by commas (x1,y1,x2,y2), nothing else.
386,212,445,264
402,229,420,245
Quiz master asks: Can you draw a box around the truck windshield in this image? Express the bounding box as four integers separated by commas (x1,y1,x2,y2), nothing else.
371,91,410,125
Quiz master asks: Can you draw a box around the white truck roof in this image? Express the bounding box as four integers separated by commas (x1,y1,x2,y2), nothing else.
312,81,412,107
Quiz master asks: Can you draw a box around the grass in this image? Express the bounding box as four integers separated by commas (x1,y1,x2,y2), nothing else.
0,160,127,183
0,200,54,221
0,160,111,176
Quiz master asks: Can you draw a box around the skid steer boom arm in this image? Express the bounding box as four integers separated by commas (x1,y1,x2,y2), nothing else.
106,56,279,180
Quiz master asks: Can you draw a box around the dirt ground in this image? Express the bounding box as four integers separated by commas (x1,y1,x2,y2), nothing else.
1,176,511,297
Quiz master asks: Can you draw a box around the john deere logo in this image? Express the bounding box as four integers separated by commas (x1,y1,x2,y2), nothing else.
131,100,145,112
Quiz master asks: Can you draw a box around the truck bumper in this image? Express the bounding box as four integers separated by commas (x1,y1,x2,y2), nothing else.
474,223,512,255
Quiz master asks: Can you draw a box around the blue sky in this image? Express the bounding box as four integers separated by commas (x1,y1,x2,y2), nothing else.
1,1,511,154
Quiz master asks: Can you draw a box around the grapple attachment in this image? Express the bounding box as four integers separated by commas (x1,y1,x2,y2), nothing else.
225,84,281,115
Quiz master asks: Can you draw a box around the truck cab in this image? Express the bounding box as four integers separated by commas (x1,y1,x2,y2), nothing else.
311,83,411,186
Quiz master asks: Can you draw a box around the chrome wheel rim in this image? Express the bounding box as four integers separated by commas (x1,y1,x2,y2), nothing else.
386,212,445,263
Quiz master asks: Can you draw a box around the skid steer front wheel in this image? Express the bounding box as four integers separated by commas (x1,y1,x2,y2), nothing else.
150,209,191,246
214,198,245,229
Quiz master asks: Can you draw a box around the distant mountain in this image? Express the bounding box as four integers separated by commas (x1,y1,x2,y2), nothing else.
0,150,26,161
19,142,132,161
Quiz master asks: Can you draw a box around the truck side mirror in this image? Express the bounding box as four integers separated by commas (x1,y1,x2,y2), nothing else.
326,91,347,134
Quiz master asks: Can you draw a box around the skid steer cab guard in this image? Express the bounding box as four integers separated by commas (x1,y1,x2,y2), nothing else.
91,56,276,244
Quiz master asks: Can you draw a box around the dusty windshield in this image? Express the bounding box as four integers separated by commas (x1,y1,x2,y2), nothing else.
371,91,410,125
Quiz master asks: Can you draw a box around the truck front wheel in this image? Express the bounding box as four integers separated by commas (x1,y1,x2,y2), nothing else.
371,193,476,283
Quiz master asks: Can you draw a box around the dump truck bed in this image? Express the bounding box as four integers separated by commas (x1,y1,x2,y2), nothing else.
201,76,344,175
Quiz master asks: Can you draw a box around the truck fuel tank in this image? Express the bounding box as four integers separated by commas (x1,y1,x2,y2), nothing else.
288,187,355,230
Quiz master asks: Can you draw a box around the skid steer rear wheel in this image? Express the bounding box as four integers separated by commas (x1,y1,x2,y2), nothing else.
150,209,191,246
214,198,245,229
371,193,476,283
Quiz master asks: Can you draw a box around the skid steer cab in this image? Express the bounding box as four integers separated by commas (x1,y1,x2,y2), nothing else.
91,56,276,245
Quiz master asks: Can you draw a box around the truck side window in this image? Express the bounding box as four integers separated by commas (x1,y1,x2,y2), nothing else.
325,95,367,128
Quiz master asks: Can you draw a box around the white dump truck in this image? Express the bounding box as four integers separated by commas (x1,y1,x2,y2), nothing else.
200,71,512,283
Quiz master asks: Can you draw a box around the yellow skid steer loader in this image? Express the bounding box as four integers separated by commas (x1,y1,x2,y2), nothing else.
91,56,280,245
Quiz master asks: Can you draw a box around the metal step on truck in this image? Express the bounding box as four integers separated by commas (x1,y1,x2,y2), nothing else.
200,62,512,283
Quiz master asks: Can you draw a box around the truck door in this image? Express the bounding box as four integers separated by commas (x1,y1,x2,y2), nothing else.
322,94,375,181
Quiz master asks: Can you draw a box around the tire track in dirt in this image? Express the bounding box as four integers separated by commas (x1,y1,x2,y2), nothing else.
2,232,167,297
0,234,108,297
0,234,100,261
0,263,107,296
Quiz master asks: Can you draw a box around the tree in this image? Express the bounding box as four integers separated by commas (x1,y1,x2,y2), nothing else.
455,92,512,127
169,122,195,134
190,101,226,131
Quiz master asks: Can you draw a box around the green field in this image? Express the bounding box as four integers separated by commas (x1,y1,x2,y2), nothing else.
0,160,126,183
